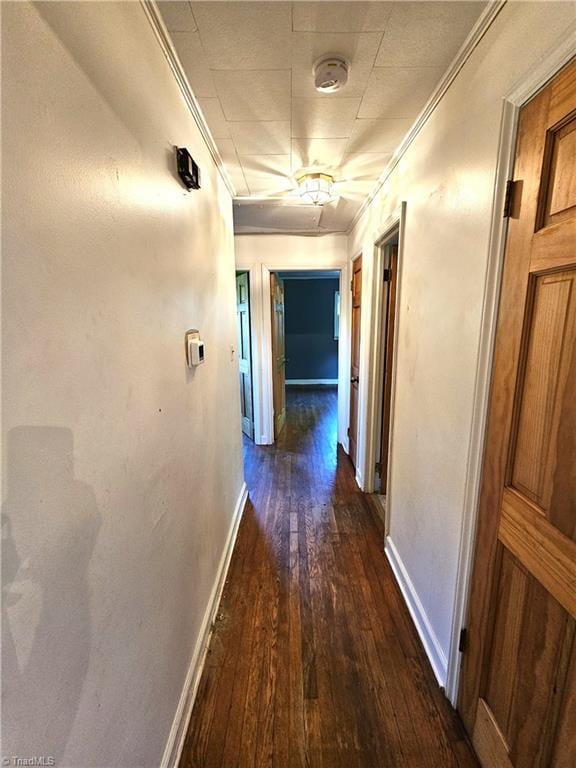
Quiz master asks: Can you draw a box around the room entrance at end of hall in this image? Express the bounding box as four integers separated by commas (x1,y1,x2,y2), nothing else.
236,271,254,440
270,270,341,440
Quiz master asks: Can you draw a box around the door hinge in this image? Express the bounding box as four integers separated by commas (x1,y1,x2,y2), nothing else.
347,426,351,437
375,461,382,474
350,278,354,292
383,268,391,282
503,179,518,218
459,627,468,654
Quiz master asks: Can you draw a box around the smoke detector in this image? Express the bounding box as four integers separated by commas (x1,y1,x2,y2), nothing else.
313,55,349,93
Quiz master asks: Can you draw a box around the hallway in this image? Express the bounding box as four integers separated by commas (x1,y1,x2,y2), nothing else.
4,3,576,764
181,387,478,768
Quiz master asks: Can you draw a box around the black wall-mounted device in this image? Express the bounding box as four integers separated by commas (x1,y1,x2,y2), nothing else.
176,147,201,190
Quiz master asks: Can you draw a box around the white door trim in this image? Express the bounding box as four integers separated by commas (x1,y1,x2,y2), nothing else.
447,38,576,706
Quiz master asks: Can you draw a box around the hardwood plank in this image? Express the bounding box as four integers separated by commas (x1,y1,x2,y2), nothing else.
180,387,478,767
297,496,318,702
272,499,291,768
288,524,306,768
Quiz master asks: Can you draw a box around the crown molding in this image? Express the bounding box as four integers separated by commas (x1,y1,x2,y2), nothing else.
140,0,236,198
346,0,507,235
234,229,344,238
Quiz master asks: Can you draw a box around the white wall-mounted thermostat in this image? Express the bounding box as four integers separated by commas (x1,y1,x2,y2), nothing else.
185,329,205,367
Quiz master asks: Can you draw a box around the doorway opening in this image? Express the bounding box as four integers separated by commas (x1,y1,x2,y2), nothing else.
270,270,341,440
236,270,254,440
373,228,400,524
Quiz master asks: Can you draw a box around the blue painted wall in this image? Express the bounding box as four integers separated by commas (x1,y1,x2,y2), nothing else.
284,278,339,380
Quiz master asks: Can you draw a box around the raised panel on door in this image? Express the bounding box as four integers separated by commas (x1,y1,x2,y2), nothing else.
540,110,576,229
460,58,576,768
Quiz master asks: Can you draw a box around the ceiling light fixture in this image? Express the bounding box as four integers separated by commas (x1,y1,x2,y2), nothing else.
313,55,349,93
297,173,335,205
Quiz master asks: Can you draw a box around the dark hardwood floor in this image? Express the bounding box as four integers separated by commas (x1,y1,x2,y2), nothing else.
180,386,479,768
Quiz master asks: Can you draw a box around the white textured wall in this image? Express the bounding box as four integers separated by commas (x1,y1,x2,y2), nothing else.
2,3,243,766
348,1,576,675
235,233,349,267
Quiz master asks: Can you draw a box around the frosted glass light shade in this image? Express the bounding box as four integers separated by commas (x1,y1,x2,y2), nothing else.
297,173,334,205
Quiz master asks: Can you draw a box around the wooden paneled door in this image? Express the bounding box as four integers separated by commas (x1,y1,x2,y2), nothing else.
236,272,254,439
459,59,576,768
270,272,286,439
377,244,398,495
349,256,362,468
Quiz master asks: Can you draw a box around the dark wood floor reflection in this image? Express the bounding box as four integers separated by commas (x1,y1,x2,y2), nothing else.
180,386,478,768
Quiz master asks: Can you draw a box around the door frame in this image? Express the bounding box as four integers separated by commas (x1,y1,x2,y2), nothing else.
348,252,363,474
362,205,406,513
236,270,254,439
447,37,576,707
369,222,401,533
238,259,351,447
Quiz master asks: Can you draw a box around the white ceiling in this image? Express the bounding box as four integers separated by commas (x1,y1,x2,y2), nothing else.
158,1,486,233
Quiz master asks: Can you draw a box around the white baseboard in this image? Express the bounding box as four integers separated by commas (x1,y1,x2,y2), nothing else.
160,482,248,768
285,378,338,385
385,536,448,688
